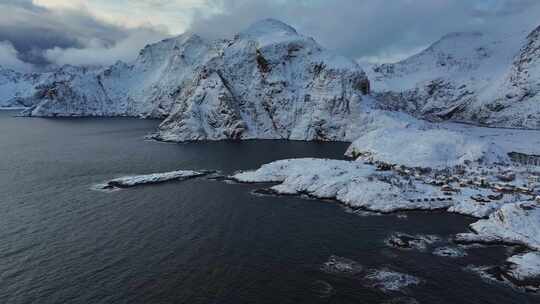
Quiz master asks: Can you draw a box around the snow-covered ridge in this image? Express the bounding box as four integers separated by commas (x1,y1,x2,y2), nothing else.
370,24,540,129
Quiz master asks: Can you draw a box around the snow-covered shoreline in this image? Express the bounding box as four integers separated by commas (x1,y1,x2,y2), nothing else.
232,158,537,217
456,202,540,250
505,252,540,291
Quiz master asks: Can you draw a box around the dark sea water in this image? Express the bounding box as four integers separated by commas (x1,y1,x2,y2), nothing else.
0,111,538,304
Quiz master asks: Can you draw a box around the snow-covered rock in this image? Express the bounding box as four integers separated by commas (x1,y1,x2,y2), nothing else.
345,125,510,169
385,233,440,251
364,269,422,293
503,252,540,291
506,252,540,283
456,202,540,250
370,25,540,129
321,256,422,293
432,246,467,258
466,252,540,291
321,255,365,275
102,170,207,189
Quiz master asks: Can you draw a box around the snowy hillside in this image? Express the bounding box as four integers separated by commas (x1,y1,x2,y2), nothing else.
369,25,540,129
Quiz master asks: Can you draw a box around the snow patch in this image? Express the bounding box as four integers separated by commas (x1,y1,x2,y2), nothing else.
346,126,510,169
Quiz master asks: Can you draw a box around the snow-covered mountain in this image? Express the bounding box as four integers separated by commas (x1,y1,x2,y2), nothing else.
156,19,371,141
369,25,540,129
0,65,105,109
22,19,371,141
24,34,213,118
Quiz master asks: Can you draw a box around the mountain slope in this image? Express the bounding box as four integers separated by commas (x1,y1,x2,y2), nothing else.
369,25,540,129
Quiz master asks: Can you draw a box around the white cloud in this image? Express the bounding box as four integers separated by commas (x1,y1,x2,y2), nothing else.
2,0,540,69
43,28,169,67
188,0,540,63
33,0,208,33
0,0,171,68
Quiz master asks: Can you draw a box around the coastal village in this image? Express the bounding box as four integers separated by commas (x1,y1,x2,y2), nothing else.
364,152,540,210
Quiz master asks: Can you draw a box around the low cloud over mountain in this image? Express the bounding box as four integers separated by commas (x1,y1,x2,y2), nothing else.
2,0,540,71
0,0,168,70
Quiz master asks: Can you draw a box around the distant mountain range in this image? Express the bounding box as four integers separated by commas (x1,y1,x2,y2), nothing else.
1,19,539,140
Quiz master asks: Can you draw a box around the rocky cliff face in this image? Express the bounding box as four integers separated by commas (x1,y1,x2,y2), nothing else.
370,26,540,129
25,19,371,141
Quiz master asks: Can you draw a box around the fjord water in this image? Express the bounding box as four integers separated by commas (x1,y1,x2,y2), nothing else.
0,111,537,304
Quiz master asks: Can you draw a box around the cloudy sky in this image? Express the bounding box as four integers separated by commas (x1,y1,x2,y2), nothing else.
1,0,540,72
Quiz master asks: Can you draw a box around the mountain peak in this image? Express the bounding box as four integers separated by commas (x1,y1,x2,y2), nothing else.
241,18,298,38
